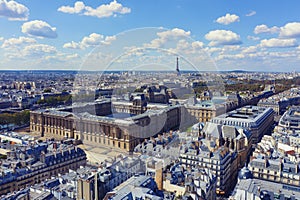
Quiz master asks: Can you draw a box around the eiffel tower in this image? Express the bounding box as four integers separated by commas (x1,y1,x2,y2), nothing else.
176,57,180,75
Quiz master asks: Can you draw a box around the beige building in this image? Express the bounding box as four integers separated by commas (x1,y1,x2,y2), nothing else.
179,145,237,196
249,157,300,187
30,101,182,152
77,173,99,200
184,103,225,123
202,122,252,169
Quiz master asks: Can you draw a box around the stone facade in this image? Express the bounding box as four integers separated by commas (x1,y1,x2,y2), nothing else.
179,146,237,196
30,101,182,152
211,106,275,145
0,142,86,196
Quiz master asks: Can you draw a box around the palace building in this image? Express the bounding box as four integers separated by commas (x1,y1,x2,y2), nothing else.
30,84,258,153
30,99,184,152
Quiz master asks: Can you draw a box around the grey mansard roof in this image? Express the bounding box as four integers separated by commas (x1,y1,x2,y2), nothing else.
234,178,300,199
202,122,222,139
211,105,274,128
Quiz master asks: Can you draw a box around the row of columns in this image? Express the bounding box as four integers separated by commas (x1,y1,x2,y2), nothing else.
113,106,130,113
44,116,72,129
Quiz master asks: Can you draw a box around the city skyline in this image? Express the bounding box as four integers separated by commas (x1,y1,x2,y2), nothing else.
1,0,300,71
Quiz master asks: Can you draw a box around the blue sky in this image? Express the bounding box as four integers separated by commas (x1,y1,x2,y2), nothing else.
1,0,300,71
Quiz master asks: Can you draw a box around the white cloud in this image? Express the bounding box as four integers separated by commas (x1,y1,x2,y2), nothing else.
122,47,145,57
247,35,260,41
119,28,211,71
157,28,190,39
101,35,116,45
1,36,36,48
23,44,57,56
58,0,131,19
174,39,190,51
242,46,258,54
3,42,57,59
66,53,80,60
204,46,242,60
1,39,80,69
63,33,116,49
268,51,297,58
204,47,222,54
57,1,85,14
215,13,240,25
45,53,80,62
63,41,81,49
0,0,29,21
117,30,202,70
22,20,57,38
260,38,298,48
84,0,131,18
216,53,245,61
246,11,256,17
145,28,191,48
279,22,300,38
81,33,103,46
254,22,300,38
205,30,242,46
191,41,204,49
254,24,280,34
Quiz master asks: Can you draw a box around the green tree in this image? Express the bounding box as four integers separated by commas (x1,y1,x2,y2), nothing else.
43,88,52,93
0,110,30,126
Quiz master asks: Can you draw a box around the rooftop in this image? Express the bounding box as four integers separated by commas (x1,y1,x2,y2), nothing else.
212,105,274,127
235,178,300,198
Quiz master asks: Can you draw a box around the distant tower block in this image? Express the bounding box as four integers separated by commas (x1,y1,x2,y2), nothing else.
155,161,163,190
176,57,180,75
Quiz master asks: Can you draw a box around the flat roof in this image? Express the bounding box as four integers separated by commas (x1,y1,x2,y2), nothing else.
213,105,272,123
